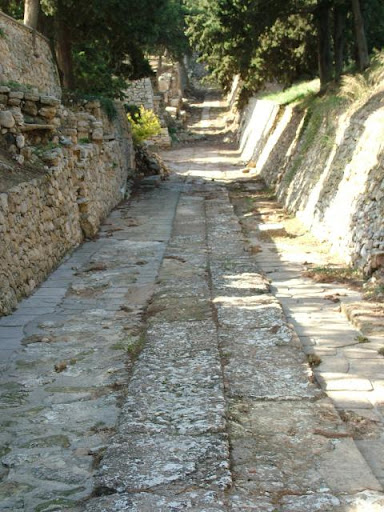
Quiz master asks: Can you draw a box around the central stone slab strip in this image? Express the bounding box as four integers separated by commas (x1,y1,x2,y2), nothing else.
88,184,231,510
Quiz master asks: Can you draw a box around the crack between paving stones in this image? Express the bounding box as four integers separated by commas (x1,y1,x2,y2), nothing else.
203,194,233,512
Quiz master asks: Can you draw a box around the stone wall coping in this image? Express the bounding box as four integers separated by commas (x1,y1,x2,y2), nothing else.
0,10,50,44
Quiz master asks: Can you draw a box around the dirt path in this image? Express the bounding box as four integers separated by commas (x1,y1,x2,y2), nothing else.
0,93,383,511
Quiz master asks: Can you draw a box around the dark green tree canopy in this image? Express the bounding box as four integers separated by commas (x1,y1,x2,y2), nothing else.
186,0,384,95
1,0,383,98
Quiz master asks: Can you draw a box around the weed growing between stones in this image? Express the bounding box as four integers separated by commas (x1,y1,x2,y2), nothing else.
258,78,320,106
307,354,322,367
63,92,118,121
34,498,77,511
0,79,34,91
32,141,60,158
355,335,370,344
378,347,384,356
125,333,146,362
363,283,384,303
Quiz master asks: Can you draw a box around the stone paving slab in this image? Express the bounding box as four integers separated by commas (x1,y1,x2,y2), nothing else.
119,342,225,435
84,490,226,512
215,295,286,329
97,434,231,494
319,437,382,492
229,177,384,495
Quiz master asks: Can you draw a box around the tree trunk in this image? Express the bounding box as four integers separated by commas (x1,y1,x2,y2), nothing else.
54,2,74,90
334,4,346,81
316,0,333,91
24,0,40,29
351,0,369,71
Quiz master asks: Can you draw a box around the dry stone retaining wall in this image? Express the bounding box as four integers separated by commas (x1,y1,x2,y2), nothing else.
0,11,61,98
237,97,280,163
125,78,155,110
239,91,384,274
0,87,135,316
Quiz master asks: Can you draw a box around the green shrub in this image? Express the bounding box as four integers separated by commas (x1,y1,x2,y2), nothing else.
127,106,161,145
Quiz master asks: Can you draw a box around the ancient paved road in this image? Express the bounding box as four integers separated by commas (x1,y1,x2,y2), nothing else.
0,96,384,511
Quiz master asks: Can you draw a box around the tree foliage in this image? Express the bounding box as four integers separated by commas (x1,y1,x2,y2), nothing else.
0,0,23,18
186,0,384,95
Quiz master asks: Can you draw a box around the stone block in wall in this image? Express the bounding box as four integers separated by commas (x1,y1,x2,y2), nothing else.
0,111,15,128
39,106,57,119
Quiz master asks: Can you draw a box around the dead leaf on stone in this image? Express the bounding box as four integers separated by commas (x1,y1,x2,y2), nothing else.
84,262,108,272
124,218,139,227
313,428,351,439
54,361,68,373
106,227,124,233
272,490,304,504
75,262,108,275
339,410,381,439
22,334,53,345
120,305,134,313
165,255,187,263
324,294,341,303
249,245,262,254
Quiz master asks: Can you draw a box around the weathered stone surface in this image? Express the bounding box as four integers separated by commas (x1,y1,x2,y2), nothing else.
341,490,384,511
0,111,15,129
319,438,382,492
8,91,23,100
280,493,342,511
39,95,61,106
97,434,231,493
85,490,226,512
119,322,226,435
0,11,61,97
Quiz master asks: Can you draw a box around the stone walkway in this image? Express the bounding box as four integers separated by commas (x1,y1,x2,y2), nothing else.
0,96,384,511
228,179,384,491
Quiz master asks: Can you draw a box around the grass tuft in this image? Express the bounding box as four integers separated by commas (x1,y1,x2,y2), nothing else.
258,79,320,106
303,265,363,285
